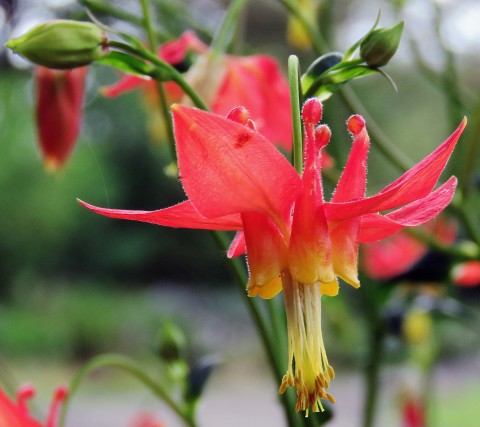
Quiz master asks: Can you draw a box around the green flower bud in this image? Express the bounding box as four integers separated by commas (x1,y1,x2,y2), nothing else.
157,321,187,362
360,21,404,67
303,52,343,80
5,20,107,69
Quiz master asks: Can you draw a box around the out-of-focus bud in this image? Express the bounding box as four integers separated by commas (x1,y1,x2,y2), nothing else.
157,321,187,362
186,355,223,402
303,52,343,80
402,308,432,345
36,66,87,172
359,21,404,67
286,0,319,50
451,261,480,287
5,20,107,69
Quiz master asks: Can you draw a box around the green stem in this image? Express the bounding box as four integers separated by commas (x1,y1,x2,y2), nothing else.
107,41,209,110
289,55,303,173
338,86,414,172
432,3,464,132
266,297,287,369
209,231,304,427
451,203,480,248
139,0,177,161
59,354,197,427
360,287,386,427
406,38,472,111
140,0,157,51
210,0,249,57
460,98,480,198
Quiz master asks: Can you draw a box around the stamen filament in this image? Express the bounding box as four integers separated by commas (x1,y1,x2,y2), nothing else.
280,271,335,413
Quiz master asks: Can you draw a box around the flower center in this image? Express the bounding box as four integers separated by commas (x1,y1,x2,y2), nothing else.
280,272,335,414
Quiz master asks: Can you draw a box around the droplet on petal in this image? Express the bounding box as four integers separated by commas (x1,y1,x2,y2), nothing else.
226,106,250,125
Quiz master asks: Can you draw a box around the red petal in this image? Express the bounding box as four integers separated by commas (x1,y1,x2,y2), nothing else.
101,74,148,98
78,199,242,231
330,218,361,288
325,119,466,221
331,115,369,202
452,261,480,287
158,30,208,64
227,231,246,258
36,66,87,171
211,55,292,150
357,177,457,242
289,155,334,284
172,105,300,224
362,233,427,280
242,212,288,298
0,388,42,427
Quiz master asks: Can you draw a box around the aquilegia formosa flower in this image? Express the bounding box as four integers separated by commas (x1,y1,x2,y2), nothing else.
35,65,87,171
0,384,67,427
103,31,292,150
80,99,465,412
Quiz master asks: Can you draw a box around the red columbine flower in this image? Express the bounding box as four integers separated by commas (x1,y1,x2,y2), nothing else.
0,384,67,427
102,31,292,150
80,99,466,412
36,65,87,172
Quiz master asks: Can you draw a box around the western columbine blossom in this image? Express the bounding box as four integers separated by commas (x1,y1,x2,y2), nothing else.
0,384,67,427
103,31,292,150
80,99,465,412
36,65,87,171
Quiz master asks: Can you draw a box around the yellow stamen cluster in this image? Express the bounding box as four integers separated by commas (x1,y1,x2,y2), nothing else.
280,272,336,413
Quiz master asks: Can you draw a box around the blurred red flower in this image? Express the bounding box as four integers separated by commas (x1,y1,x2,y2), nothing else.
0,384,67,427
102,31,293,150
35,66,87,172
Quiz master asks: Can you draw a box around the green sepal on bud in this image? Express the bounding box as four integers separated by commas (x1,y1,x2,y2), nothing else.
359,21,404,67
5,20,107,69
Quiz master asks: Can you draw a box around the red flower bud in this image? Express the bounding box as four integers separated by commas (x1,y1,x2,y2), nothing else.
35,66,87,171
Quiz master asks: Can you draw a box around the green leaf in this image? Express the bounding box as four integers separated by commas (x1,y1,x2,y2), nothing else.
303,64,376,99
96,51,154,76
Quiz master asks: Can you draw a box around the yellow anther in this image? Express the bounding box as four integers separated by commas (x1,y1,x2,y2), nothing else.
327,365,335,380
288,375,294,387
326,393,336,404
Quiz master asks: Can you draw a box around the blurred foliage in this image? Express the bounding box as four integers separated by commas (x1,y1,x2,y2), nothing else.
0,281,161,359
0,70,232,295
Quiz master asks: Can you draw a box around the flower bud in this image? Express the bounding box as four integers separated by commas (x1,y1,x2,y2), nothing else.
304,52,343,79
157,321,187,362
360,21,404,67
5,20,107,69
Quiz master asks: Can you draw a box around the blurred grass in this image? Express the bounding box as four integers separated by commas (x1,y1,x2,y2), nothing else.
0,282,160,360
